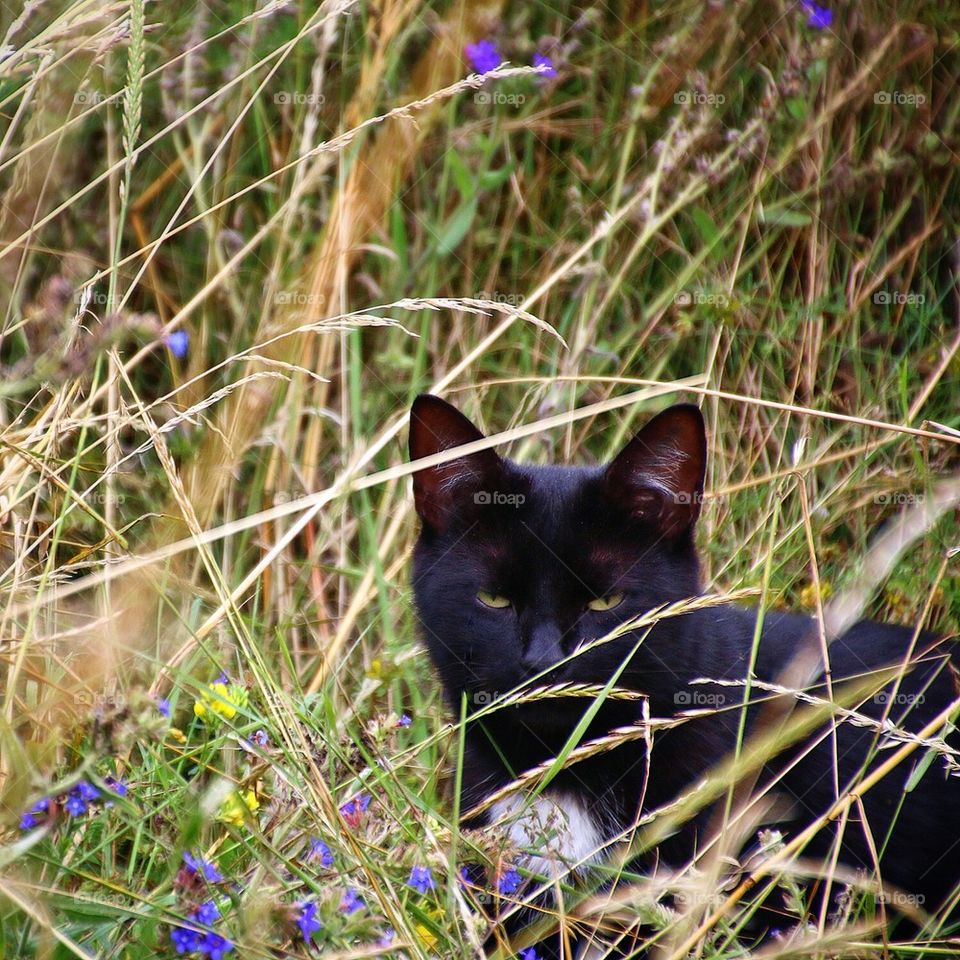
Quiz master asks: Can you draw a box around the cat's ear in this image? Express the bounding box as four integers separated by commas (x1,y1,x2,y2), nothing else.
604,404,706,539
409,395,502,533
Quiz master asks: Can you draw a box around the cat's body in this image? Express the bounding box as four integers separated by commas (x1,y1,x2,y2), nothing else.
409,396,959,952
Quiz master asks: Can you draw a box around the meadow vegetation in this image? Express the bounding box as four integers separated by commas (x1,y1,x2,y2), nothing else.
0,0,958,956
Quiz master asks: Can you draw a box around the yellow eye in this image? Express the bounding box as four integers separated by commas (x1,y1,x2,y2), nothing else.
477,591,511,609
587,593,624,612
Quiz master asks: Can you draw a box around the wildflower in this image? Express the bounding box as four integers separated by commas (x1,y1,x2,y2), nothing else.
800,0,832,29
218,788,260,827
183,851,224,883
407,865,436,894
397,713,412,728
158,698,171,718
465,38,502,74
307,837,334,867
498,867,522,895
249,729,269,747
170,926,200,953
339,792,370,828
340,887,364,914
193,901,220,926
297,901,322,943
532,53,557,78
194,681,247,721
165,330,190,359
520,950,540,960
64,789,90,817
104,775,128,797
198,931,233,959
414,923,438,950
379,927,395,947
19,799,49,830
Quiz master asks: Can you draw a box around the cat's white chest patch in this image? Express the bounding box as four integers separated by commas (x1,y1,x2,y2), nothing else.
489,790,604,879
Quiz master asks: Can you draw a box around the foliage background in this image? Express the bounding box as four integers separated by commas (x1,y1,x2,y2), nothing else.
0,0,958,957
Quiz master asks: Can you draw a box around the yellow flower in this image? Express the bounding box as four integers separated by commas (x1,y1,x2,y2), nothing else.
414,923,437,950
218,788,260,826
194,682,248,721
798,580,832,609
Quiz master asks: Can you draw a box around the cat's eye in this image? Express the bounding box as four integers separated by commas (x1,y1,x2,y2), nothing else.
587,593,624,612
477,591,512,609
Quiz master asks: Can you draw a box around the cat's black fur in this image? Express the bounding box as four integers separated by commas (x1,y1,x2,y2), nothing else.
409,395,959,951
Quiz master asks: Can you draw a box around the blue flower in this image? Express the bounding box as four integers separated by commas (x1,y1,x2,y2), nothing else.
801,0,832,29
339,792,371,827
407,865,436,894
498,867,522,895
340,887,364,914
307,837,334,867
198,931,233,959
76,780,100,802
519,949,540,960
379,927,395,947
397,713,412,728
64,791,87,817
249,729,269,747
170,927,200,953
19,799,49,830
297,901,322,943
183,851,224,883
165,330,190,359
465,38,502,75
532,53,557,78
158,698,171,718
193,901,220,926
104,775,127,798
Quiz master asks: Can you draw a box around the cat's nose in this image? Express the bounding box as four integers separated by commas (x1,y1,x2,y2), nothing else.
522,622,564,675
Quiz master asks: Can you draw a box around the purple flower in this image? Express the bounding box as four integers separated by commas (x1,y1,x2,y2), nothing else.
170,927,200,954
397,713,411,728
340,887,364,914
339,793,371,828
193,901,220,926
532,53,557,78
498,867,522,895
158,698,171,718
183,851,224,883
407,865,436,894
165,330,190,359
64,792,88,817
379,927,395,947
198,931,233,959
104,776,127,796
801,0,832,29
465,38,502,75
307,837,333,867
249,729,269,747
297,901,322,943
19,799,49,830
76,780,101,802
519,950,540,960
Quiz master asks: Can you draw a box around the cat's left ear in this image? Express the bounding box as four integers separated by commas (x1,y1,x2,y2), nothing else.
604,403,706,539
409,394,503,534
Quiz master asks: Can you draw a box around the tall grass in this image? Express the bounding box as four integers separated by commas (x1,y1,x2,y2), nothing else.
0,0,958,957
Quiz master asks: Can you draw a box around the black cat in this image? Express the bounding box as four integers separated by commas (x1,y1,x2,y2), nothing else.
409,394,959,954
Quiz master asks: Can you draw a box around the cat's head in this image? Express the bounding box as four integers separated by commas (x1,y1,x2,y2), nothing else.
408,395,706,730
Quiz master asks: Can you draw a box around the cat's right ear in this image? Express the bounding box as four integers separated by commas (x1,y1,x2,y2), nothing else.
409,395,502,533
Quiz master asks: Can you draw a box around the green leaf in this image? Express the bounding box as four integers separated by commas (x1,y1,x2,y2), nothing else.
691,206,720,247
760,206,813,227
435,197,478,257
446,149,475,199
